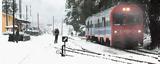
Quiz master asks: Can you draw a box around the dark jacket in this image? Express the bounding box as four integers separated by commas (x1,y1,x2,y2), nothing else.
54,29,59,35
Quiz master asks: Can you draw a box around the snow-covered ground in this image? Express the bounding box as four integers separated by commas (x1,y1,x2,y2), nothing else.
0,34,123,64
68,36,159,64
143,34,160,54
0,33,159,64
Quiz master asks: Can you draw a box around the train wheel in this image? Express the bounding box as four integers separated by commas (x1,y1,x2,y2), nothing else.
101,38,105,45
86,36,89,41
95,37,99,44
99,37,102,45
91,36,94,42
99,38,102,45
93,36,97,43
106,38,110,47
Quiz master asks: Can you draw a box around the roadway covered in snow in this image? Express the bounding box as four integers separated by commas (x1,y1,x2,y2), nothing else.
0,34,159,64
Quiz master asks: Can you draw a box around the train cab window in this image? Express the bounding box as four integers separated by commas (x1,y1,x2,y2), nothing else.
113,13,125,25
113,13,141,25
124,15,141,25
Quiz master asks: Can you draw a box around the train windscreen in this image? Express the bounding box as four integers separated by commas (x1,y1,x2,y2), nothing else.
113,13,141,25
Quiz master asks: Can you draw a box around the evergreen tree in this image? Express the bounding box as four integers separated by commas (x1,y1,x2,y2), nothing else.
147,0,160,49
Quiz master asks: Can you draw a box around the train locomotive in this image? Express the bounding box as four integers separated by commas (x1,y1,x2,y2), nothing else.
85,3,144,49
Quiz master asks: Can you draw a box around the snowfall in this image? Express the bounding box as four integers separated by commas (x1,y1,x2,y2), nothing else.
0,24,159,64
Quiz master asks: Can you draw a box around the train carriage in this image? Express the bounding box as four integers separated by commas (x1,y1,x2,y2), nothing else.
85,3,144,49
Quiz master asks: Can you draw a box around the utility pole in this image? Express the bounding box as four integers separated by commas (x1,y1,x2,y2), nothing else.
12,0,15,40
53,16,54,31
26,5,28,20
19,0,22,19
37,13,39,30
5,0,8,27
30,5,31,16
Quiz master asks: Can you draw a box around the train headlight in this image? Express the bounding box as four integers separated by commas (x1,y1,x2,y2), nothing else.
138,30,141,33
122,8,126,11
126,8,130,11
122,7,130,12
114,31,118,34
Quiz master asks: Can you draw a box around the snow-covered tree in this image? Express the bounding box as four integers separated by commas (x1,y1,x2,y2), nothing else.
2,0,18,15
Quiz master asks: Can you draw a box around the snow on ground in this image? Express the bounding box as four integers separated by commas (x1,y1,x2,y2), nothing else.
68,36,159,64
143,34,160,54
143,34,151,48
0,34,123,64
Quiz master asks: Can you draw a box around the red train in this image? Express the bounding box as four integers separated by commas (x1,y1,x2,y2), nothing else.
85,3,144,49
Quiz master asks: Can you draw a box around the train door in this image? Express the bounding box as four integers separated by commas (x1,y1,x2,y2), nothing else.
87,21,89,35
98,19,100,35
90,21,92,36
97,19,100,42
102,17,107,45
102,17,106,35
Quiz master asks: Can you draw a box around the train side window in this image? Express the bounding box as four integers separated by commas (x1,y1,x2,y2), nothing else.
87,21,89,28
95,19,98,28
98,19,100,28
102,17,106,27
108,20,110,26
92,21,95,28
90,21,93,28
107,19,110,26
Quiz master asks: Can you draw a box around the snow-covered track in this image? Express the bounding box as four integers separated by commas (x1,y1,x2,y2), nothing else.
68,36,159,64
124,49,158,60
55,46,156,64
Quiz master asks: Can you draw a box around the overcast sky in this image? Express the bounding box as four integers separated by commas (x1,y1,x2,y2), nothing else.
16,0,66,28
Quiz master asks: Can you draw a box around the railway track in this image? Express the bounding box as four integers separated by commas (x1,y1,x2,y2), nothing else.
124,49,158,59
54,46,157,64
68,37,159,64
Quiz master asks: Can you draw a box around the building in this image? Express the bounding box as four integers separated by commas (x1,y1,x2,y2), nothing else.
2,13,15,33
2,12,30,34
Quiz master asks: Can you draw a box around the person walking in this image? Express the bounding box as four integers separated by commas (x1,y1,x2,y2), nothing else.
54,28,59,43
15,28,19,43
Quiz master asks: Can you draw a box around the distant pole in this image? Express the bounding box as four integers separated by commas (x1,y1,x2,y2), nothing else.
30,5,32,27
30,5,31,16
5,0,8,27
37,13,39,30
19,0,22,19
26,5,28,20
12,0,15,39
29,5,32,26
53,16,54,31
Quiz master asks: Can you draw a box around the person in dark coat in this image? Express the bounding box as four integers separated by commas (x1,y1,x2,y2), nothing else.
16,28,19,43
54,28,59,43
71,32,73,36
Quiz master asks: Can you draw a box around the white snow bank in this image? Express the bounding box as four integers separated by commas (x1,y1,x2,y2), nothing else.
143,34,151,48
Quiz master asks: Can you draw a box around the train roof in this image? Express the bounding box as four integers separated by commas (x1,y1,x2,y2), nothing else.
86,7,114,21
